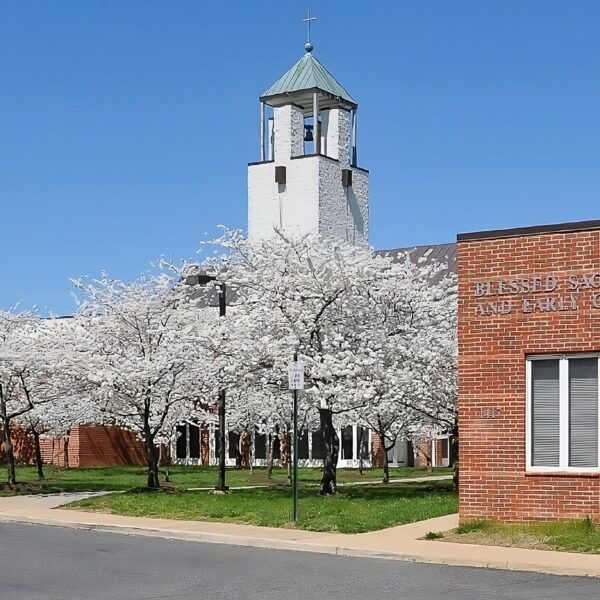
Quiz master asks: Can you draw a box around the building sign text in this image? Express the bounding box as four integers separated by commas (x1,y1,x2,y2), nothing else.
474,273,600,317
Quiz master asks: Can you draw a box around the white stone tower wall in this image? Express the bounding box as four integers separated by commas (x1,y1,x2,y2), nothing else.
273,105,304,161
317,157,368,244
320,108,351,164
248,158,320,242
248,102,368,244
349,168,369,242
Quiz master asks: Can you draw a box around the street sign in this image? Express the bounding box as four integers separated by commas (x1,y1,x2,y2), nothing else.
288,361,305,390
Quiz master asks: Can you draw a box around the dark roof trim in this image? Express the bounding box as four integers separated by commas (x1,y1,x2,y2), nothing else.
248,159,275,166
457,219,600,242
260,86,358,109
291,152,335,162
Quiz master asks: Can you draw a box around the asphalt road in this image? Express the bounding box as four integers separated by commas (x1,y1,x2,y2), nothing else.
0,522,598,600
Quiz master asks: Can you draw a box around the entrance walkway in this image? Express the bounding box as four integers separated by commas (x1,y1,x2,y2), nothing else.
186,473,452,491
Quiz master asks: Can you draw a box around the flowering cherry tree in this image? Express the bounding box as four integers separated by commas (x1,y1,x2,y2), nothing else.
206,230,457,494
72,271,212,488
0,312,81,485
14,316,102,475
354,249,457,482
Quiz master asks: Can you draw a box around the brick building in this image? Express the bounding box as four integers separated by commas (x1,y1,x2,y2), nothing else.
458,219,600,523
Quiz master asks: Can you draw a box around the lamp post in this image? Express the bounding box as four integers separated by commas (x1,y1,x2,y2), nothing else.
185,273,229,492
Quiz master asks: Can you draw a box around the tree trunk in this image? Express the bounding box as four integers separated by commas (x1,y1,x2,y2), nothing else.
31,427,44,480
63,432,70,469
247,430,253,475
158,444,170,483
319,408,339,495
382,453,390,483
406,440,415,468
50,439,58,476
377,420,391,484
357,427,364,476
143,418,160,489
2,419,17,486
266,432,274,479
234,440,242,469
280,426,292,485
145,438,160,488
240,430,251,470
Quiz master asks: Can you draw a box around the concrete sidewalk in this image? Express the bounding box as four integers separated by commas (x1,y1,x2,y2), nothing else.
186,473,452,491
0,493,599,578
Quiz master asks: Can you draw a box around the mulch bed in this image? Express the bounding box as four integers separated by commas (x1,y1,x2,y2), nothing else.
0,482,42,494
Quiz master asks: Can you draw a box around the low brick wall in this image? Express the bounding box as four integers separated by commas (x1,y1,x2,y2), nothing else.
2,425,146,468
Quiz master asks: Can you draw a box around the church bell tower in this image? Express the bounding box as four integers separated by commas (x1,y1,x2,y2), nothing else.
247,39,369,244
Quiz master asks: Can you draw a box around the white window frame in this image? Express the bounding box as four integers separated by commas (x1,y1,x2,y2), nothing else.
526,353,600,473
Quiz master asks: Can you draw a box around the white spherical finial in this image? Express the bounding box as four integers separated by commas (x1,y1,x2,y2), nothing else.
305,41,313,53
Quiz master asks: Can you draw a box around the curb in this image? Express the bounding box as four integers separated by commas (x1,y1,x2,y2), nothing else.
0,514,338,555
1,513,599,578
335,547,600,578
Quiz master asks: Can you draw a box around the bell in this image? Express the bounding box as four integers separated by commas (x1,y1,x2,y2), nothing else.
304,124,314,142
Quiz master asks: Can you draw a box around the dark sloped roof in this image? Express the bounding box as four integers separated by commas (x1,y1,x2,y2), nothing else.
377,243,457,275
185,243,457,309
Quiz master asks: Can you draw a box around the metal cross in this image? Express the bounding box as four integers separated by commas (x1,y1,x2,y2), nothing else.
302,9,316,43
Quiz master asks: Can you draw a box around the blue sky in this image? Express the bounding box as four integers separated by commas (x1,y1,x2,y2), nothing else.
2,1,599,314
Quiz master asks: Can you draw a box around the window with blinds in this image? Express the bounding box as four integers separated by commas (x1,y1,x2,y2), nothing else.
531,360,560,467
569,358,598,468
528,355,599,471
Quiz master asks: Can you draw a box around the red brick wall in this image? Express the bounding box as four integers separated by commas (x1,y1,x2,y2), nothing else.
73,425,146,467
200,427,210,465
371,432,385,467
40,434,69,467
415,439,433,467
435,439,444,466
0,427,37,464
2,425,146,468
458,227,600,522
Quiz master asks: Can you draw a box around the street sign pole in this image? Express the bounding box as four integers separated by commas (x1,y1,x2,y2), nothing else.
293,351,299,523
288,353,304,523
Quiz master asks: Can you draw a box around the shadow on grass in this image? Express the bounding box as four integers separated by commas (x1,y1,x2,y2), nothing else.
0,464,453,497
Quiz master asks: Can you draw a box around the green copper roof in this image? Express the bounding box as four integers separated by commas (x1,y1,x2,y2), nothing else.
261,51,356,106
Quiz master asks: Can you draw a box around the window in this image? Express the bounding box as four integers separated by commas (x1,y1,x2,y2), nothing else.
189,424,200,459
228,432,240,460
311,431,324,460
341,426,354,460
298,431,309,459
272,435,281,460
214,429,221,460
175,424,187,459
357,427,370,460
527,355,599,471
254,432,266,460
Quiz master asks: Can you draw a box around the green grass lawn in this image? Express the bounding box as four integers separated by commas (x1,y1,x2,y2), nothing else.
439,519,600,554
0,464,451,496
67,480,457,533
